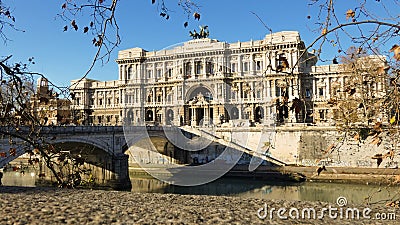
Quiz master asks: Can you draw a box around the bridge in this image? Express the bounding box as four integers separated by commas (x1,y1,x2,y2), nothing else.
0,126,130,190
1,125,287,188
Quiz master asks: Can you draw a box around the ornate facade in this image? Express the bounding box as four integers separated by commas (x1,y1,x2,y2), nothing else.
70,31,385,127
31,78,72,125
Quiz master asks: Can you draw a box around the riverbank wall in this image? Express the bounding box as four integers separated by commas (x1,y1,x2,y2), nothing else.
129,164,400,186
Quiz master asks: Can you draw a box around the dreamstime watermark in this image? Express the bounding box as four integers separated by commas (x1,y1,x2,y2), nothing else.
123,41,277,186
257,197,396,221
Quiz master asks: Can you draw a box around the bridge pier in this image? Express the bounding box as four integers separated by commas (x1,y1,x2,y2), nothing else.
107,153,132,191
35,153,132,191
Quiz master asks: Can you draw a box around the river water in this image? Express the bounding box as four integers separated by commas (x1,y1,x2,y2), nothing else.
2,170,399,205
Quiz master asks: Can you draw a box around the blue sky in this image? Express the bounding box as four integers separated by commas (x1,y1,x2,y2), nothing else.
2,1,398,87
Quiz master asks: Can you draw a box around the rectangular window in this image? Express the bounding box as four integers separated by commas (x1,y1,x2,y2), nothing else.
206,62,213,74
196,61,202,74
231,63,237,72
256,90,261,99
168,68,173,77
276,86,281,97
305,88,311,98
147,70,153,79
319,88,324,96
319,110,325,120
99,99,103,106
256,61,262,71
243,62,249,72
157,69,162,78
185,62,191,76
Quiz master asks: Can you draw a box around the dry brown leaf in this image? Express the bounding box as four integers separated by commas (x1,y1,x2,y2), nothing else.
377,67,385,75
322,28,328,35
193,12,201,20
370,137,382,146
346,9,355,20
386,201,400,208
354,133,360,141
373,122,383,133
389,45,400,61
393,175,400,184
384,150,395,160
324,143,335,154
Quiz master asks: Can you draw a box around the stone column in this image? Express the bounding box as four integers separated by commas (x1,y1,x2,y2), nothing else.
162,107,166,125
191,107,197,126
124,65,128,80
250,105,255,122
120,89,124,105
326,77,331,99
191,59,195,77
238,55,242,76
162,87,165,105
203,105,209,126
294,78,300,98
312,78,317,100
266,80,270,98
250,54,254,75
271,80,276,97
238,82,242,101
271,52,276,71
213,105,219,125
250,82,255,100
153,87,156,103
202,58,207,76
119,65,122,80
163,62,167,80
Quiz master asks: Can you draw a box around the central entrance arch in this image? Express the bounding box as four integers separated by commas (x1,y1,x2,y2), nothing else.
185,86,214,126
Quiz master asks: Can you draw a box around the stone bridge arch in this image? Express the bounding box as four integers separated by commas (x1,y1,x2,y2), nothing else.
124,127,194,165
51,137,113,155
0,126,131,190
45,138,130,190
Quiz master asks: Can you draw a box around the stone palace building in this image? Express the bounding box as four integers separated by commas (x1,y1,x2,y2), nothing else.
69,31,386,127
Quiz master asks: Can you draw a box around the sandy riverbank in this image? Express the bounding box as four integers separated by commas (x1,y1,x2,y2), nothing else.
0,186,398,225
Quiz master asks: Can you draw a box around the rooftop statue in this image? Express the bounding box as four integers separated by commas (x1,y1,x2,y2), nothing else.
189,25,209,39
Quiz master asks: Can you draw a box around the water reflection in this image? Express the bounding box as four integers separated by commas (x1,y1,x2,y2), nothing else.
130,177,400,205
2,171,36,187
3,169,399,205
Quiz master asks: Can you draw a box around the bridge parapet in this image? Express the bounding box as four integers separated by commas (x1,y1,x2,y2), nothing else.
40,126,124,134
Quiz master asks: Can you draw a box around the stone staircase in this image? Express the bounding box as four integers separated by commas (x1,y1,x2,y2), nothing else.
180,126,287,166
